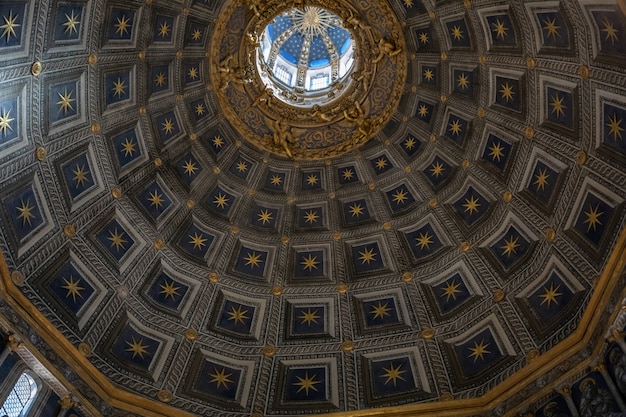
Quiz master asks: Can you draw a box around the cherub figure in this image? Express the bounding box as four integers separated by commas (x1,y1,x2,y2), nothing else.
218,55,247,92
254,87,274,109
344,102,371,143
373,38,402,63
271,118,297,158
247,0,261,17
312,104,332,122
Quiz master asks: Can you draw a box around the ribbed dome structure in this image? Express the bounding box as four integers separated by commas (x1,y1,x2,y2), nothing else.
0,0,625,417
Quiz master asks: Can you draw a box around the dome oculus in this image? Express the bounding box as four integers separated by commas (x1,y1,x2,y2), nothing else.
257,6,356,106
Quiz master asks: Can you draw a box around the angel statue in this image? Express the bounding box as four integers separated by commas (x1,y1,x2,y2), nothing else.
343,101,372,144
271,117,297,158
373,38,402,64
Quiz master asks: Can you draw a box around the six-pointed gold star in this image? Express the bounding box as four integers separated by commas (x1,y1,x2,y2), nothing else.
349,203,364,217
161,118,175,135
583,204,603,232
61,275,85,303
244,251,263,268
0,107,15,138
183,160,197,176
381,362,407,386
539,282,563,308
148,190,164,209
300,254,320,271
549,93,567,119
294,372,320,396
441,279,461,302
542,17,560,40
499,82,515,102
298,308,320,326
606,113,624,141
304,209,319,224
213,193,229,209
463,195,481,215
370,301,392,320
160,279,181,300
457,73,470,90
533,168,550,192
188,232,207,249
121,137,136,157
158,21,170,38
488,141,505,162
16,198,36,227
57,88,76,114
0,9,21,42
227,304,249,326
491,19,509,40
125,336,150,360
449,119,462,136
209,368,233,390
63,10,80,35
415,231,433,250
468,339,491,362
107,228,128,252
257,209,273,224
72,164,90,189
500,235,520,258
358,247,377,264
114,15,131,36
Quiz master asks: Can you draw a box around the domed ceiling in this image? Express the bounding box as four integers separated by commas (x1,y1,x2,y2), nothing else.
0,0,625,416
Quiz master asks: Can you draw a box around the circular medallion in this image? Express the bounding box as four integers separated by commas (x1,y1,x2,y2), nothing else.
211,0,406,159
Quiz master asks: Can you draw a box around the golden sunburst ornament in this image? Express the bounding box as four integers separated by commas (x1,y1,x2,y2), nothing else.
0,107,15,138
188,232,207,249
209,367,233,389
298,308,320,326
380,362,407,386
358,247,377,264
0,9,21,42
300,254,319,271
370,301,392,320
291,7,333,37
303,209,319,224
63,10,81,35
468,339,491,362
488,141,505,162
61,275,85,303
114,15,131,36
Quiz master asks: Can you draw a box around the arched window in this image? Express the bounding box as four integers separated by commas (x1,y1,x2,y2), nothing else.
0,372,38,417
274,64,293,86
309,73,329,90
